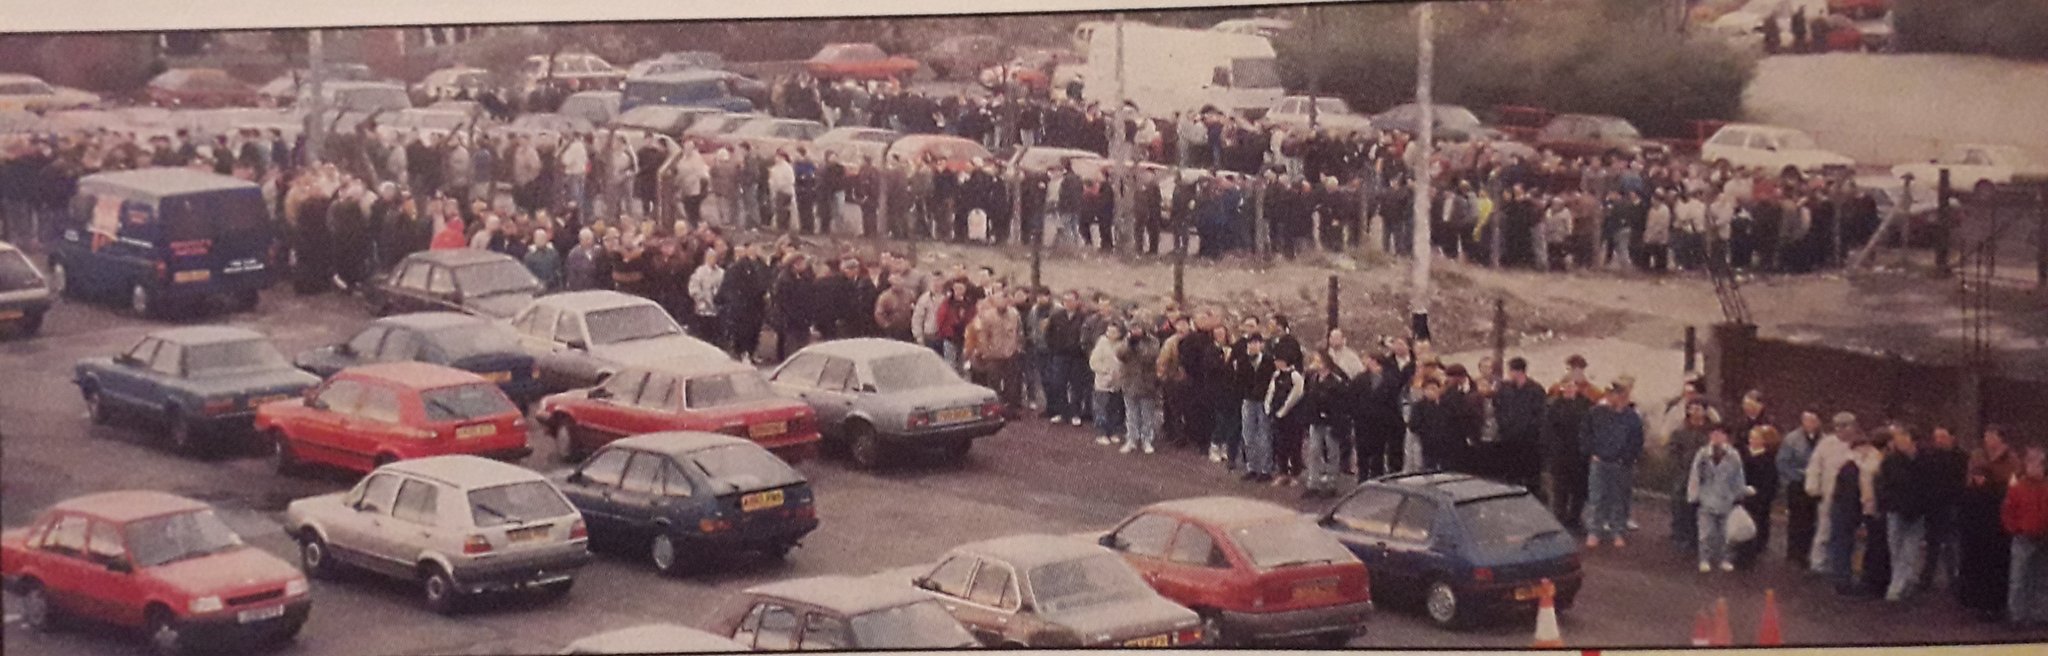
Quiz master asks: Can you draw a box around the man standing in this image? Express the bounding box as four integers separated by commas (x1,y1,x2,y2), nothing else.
523,228,562,291
1579,378,1644,548
1546,357,1601,532
1807,412,1861,574
1493,357,1548,494
1921,426,1970,591
716,243,772,363
1044,291,1089,426
2003,445,2048,627
1234,334,1276,482
1879,426,1932,602
1779,411,1825,570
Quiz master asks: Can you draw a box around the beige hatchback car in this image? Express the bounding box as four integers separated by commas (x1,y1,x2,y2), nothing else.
285,455,592,614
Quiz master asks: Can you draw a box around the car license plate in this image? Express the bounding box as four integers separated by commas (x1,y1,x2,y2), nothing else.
748,421,787,438
1513,585,1540,601
740,489,785,512
1122,634,1172,648
456,424,497,439
0,309,21,321
484,371,512,383
173,269,212,283
1295,578,1341,603
237,604,285,624
935,407,977,424
507,525,551,544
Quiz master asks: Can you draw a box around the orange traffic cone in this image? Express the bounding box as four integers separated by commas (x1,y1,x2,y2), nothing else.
1531,578,1563,648
1711,597,1734,646
1690,609,1712,646
1757,589,1783,646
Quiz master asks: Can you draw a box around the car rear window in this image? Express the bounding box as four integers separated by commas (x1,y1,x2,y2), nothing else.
869,352,959,392
683,371,778,409
453,260,541,298
1027,553,1153,614
850,600,977,649
1455,494,1567,548
467,481,573,528
1229,518,1357,570
0,250,43,292
421,383,516,422
689,444,803,493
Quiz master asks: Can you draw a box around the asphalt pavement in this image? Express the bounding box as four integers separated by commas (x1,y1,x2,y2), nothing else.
2,287,2044,654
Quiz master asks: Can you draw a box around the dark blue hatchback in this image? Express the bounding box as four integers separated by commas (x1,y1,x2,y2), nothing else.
551,431,818,576
1312,471,1582,628
294,312,546,406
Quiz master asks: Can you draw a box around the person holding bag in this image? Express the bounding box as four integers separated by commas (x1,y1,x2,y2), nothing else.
1689,426,1749,573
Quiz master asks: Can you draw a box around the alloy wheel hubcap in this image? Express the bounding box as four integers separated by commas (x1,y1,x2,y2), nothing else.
24,590,47,627
303,541,322,568
1428,585,1457,622
653,536,676,570
427,576,447,600
131,286,148,314
152,619,178,652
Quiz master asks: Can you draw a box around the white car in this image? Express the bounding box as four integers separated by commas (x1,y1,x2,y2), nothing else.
1890,144,2042,193
1264,96,1374,137
0,73,99,112
374,107,478,143
812,126,901,165
285,455,592,614
414,66,494,102
1699,123,1855,174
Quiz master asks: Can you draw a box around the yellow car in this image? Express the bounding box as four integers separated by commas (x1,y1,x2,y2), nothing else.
0,73,99,113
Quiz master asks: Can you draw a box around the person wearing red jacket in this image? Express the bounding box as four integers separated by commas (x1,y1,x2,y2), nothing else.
2002,445,2048,627
429,209,466,250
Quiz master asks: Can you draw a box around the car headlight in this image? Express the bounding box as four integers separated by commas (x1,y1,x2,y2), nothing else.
189,596,224,614
285,578,309,597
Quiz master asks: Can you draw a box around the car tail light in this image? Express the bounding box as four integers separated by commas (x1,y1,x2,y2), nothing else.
1473,567,1494,583
1175,627,1204,645
980,400,1004,418
907,412,932,429
153,261,168,282
699,518,732,533
792,504,816,519
462,535,493,555
569,519,588,540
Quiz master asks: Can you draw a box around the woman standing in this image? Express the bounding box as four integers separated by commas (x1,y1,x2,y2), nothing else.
1688,427,1748,573
1734,425,1782,570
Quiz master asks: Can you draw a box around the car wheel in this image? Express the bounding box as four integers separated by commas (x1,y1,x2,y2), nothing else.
50,262,73,298
130,283,156,319
943,437,972,462
84,387,111,426
270,430,301,475
299,531,340,579
166,410,202,456
421,565,462,614
650,533,683,576
848,422,887,469
762,540,796,561
552,418,583,463
20,582,66,633
147,607,186,656
1425,580,1463,628
18,311,41,336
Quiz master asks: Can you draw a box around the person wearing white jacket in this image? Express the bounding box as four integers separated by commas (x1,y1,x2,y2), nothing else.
768,154,797,231
688,248,726,346
1805,412,1860,574
1089,323,1126,446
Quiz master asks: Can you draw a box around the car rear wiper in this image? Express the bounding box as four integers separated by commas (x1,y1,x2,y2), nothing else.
473,501,517,525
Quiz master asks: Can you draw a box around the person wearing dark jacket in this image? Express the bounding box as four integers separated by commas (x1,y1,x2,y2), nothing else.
716,243,771,363
1735,425,1783,570
1546,378,1598,532
1233,334,1276,481
1920,427,1970,591
1411,378,1456,472
1043,291,1089,426
1267,315,1303,371
1961,426,2022,620
1493,358,1549,493
1300,354,1351,497
1438,364,1484,474
1357,349,1410,478
1878,426,1933,601
1579,381,1644,547
770,255,813,362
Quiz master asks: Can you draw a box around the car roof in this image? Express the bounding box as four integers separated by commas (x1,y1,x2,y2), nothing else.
1369,471,1527,503
78,167,260,201
0,73,47,84
341,361,490,389
50,491,210,524
1145,496,1296,528
954,534,1109,571
1716,122,1802,135
629,356,754,378
630,70,733,84
795,337,931,360
0,240,18,254
374,311,487,332
148,325,268,345
609,431,757,458
568,624,746,653
380,454,542,489
402,247,518,267
746,575,931,614
532,289,658,313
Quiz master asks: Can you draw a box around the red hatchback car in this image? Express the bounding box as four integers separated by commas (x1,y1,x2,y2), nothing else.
538,358,820,463
1098,496,1373,647
1,491,311,655
256,361,532,475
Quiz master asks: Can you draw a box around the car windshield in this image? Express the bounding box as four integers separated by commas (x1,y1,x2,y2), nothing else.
584,304,683,344
125,509,245,568
1439,106,1483,129
468,481,573,528
869,352,959,392
1314,98,1352,114
684,371,779,408
0,250,43,292
454,260,540,297
850,600,979,648
1230,519,1357,570
1028,553,1154,614
425,324,524,362
1456,495,1567,549
689,444,803,493
184,338,291,376
421,383,516,422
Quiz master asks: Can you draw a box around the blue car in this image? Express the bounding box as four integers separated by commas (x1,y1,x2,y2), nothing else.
1312,471,1582,628
293,312,547,406
73,326,321,455
550,431,818,577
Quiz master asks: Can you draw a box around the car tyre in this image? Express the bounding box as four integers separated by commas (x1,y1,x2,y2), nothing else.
552,417,583,463
130,283,157,319
20,582,67,633
84,386,111,426
1198,610,1231,647
166,410,202,456
147,607,187,656
847,422,886,469
270,430,301,475
536,578,574,602
1425,580,1464,628
50,262,73,299
650,533,684,576
298,531,341,580
421,565,462,615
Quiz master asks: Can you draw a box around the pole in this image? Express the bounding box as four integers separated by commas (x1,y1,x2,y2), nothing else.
1936,168,1954,276
1326,275,1340,335
1111,14,1132,254
1307,7,1321,133
1409,3,1436,340
303,29,327,167
1684,325,1698,372
1491,298,1507,380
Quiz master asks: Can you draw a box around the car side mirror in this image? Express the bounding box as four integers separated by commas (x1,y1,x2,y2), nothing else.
335,343,354,357
913,576,934,591
1098,534,1119,549
104,559,132,574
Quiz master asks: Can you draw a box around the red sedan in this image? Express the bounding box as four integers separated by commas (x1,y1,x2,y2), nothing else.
538,358,820,463
804,43,921,82
145,68,261,108
256,362,532,475
1,491,311,654
1098,496,1373,646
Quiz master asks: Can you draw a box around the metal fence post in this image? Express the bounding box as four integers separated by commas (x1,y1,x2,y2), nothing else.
1326,275,1340,334
1685,325,1698,373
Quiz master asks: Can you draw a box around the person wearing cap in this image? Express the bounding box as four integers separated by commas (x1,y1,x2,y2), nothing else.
1806,411,1861,574
1579,377,1645,548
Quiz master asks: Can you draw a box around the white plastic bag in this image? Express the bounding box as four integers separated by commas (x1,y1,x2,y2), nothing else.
1726,506,1758,544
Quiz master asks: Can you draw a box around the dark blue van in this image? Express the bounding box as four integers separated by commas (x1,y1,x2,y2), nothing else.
619,70,755,114
49,168,274,318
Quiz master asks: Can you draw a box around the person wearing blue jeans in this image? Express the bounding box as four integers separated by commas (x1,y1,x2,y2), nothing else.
1877,426,1932,601
1579,381,1644,547
1687,427,1748,572
1230,334,1274,481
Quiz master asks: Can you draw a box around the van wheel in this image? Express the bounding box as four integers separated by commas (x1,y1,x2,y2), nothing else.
552,418,584,463
270,430,301,475
130,284,157,318
847,422,887,469
50,262,73,298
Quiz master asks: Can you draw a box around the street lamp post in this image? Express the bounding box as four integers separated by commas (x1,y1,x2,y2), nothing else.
1409,3,1437,340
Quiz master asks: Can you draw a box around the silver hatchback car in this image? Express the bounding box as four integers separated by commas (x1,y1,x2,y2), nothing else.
767,338,1005,469
285,455,593,613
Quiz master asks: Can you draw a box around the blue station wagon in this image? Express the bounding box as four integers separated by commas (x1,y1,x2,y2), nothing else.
73,325,321,455
551,432,818,576
293,312,547,406
1313,472,1582,628
48,168,274,318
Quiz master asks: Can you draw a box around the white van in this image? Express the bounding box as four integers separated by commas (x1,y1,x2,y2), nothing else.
1076,23,1284,118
